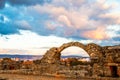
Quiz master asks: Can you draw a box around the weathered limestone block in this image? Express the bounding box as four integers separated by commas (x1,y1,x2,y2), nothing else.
103,66,111,77
114,58,120,63
92,63,104,77
118,67,120,76
41,47,61,63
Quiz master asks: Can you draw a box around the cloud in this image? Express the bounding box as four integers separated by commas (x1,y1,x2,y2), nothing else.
82,27,109,40
0,0,50,9
0,30,119,55
0,4,32,35
26,0,113,39
0,49,28,54
99,12,120,24
106,25,120,38
0,30,72,55
0,0,5,9
15,20,32,30
0,0,120,43
0,22,19,35
0,14,10,23
8,0,44,6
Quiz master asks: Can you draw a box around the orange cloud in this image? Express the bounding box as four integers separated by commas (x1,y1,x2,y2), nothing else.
83,27,109,40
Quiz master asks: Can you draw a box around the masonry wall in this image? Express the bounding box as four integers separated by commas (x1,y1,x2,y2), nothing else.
117,67,120,76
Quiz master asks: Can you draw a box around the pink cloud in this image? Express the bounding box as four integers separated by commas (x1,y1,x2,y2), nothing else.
82,27,109,40
27,0,119,40
99,12,120,24
0,48,29,54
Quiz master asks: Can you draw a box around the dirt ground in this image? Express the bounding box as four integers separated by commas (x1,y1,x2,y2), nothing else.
1,74,119,80
0,74,92,80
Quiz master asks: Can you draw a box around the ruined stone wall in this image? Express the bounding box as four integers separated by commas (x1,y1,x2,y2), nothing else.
40,42,120,77
41,42,103,64
0,42,120,78
102,46,120,63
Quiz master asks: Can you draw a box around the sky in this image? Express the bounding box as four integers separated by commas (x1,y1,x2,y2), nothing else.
0,0,120,55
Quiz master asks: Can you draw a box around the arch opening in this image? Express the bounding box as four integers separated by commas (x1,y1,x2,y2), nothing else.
60,46,91,66
61,46,89,57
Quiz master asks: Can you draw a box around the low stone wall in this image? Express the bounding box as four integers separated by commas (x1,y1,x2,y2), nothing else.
0,69,88,78
0,70,39,75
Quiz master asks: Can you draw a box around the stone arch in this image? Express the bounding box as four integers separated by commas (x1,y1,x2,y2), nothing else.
58,42,86,53
41,42,103,64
